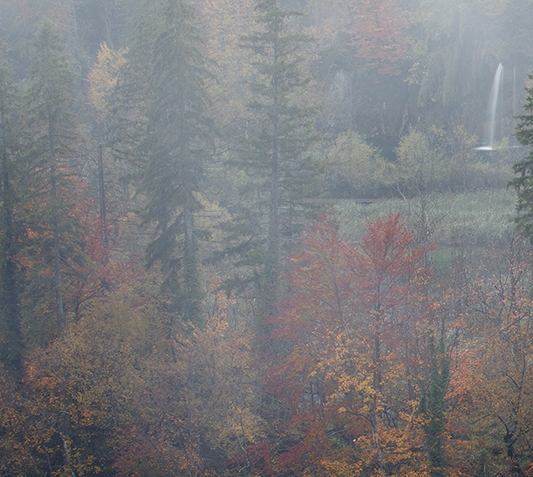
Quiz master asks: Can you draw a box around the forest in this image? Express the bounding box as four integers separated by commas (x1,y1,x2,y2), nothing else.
2,0,533,476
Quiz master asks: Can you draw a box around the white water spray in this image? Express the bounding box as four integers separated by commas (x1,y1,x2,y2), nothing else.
476,63,503,151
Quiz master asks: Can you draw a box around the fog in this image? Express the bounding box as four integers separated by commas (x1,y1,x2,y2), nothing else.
1,0,533,475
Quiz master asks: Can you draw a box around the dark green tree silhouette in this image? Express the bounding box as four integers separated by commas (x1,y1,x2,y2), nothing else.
226,0,319,328
112,0,213,328
0,54,24,377
23,20,84,338
419,334,450,477
510,72,533,244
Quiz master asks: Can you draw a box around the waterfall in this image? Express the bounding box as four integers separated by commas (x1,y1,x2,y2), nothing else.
476,63,503,151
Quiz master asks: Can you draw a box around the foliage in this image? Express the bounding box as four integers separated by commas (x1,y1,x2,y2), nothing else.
395,127,444,196
446,234,533,476
351,0,410,76
326,131,395,198
259,214,438,476
0,274,261,476
87,42,128,119
1,0,533,474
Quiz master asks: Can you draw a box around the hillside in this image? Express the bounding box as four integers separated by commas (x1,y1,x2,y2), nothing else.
1,0,533,476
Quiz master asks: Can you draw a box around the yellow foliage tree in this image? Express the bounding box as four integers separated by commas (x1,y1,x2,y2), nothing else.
87,42,128,119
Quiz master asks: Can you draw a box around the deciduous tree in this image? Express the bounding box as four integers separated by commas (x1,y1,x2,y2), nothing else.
446,234,533,476
262,214,437,476
351,0,409,76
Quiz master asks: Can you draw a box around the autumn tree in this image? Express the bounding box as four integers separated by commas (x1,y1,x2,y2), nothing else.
261,214,437,476
445,234,533,476
3,273,261,476
65,186,133,317
351,0,409,76
14,285,163,476
131,279,263,476
352,213,437,475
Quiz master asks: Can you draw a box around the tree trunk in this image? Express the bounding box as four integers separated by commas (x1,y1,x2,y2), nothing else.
97,143,108,250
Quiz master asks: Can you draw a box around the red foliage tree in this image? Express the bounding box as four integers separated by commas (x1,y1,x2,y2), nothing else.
262,214,437,476
351,0,410,75
65,184,133,317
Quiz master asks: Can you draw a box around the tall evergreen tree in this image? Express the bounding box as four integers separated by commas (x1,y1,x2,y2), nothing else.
142,0,212,327
228,0,319,325
0,54,24,377
23,20,84,338
510,72,533,243
111,0,213,327
419,334,450,477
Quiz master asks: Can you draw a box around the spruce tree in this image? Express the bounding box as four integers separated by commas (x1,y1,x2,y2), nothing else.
112,0,213,327
141,0,212,327
420,335,450,477
0,55,24,377
229,0,319,324
511,72,533,243
23,20,84,338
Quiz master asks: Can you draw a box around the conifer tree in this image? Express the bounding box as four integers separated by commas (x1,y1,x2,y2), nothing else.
511,72,533,243
420,334,450,477
0,55,24,376
231,0,319,324
140,0,212,327
111,0,213,327
23,20,84,338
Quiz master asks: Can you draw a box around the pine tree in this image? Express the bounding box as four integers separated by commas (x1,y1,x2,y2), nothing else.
230,0,319,324
420,334,450,477
22,20,84,338
112,0,213,327
510,72,533,243
106,5,156,168
0,54,24,377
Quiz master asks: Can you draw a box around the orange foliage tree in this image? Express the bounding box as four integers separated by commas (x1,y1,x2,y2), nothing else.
446,235,533,476
65,184,133,317
351,0,410,75
9,285,161,476
260,214,439,476
119,276,263,477
0,274,261,477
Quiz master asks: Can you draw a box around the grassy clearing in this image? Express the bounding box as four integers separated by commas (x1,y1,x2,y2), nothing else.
334,188,516,248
